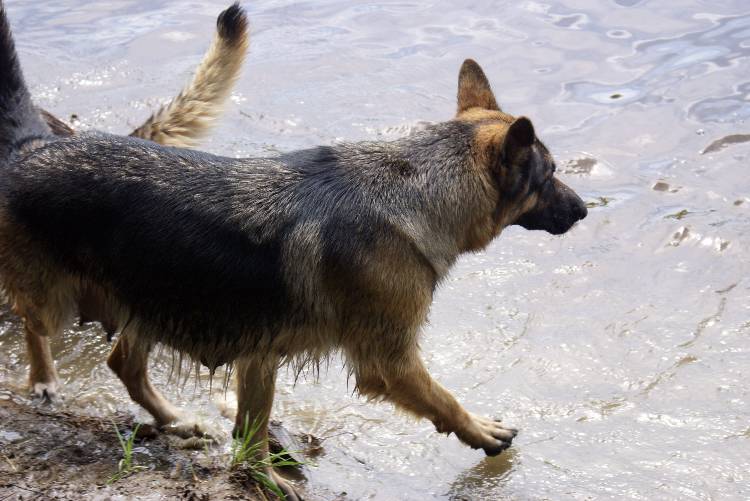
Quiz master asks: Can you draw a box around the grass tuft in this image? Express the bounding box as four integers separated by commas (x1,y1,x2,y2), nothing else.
230,414,304,499
108,422,147,484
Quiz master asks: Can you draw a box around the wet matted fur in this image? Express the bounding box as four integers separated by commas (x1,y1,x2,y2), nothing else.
0,2,587,499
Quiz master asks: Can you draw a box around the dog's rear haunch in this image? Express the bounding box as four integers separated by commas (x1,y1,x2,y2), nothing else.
0,5,586,501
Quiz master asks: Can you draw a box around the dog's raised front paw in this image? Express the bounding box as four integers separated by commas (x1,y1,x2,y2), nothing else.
463,413,518,456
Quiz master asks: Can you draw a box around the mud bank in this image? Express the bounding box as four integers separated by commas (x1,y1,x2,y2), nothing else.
0,390,329,501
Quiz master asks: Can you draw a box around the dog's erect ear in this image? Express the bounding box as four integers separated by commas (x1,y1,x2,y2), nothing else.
457,59,500,114
502,116,535,158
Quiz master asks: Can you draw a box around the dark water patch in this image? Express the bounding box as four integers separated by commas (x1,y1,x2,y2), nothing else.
701,133,750,153
613,0,644,6
563,156,597,175
665,209,690,220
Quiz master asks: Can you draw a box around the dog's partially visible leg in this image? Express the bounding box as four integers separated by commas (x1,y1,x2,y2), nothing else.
106,332,179,426
24,322,59,402
12,297,63,402
234,355,301,501
355,350,517,457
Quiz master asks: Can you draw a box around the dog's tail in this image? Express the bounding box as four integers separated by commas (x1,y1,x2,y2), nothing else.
0,2,51,163
129,3,248,148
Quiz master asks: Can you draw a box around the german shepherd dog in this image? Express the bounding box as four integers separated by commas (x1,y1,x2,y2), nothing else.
0,1,587,499
2,2,249,401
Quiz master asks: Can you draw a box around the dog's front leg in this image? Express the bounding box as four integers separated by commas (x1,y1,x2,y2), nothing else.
234,355,301,501
357,353,517,456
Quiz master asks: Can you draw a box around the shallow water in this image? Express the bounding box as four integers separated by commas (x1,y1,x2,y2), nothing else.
1,0,749,499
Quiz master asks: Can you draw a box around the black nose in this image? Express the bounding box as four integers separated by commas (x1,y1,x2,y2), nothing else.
574,202,588,221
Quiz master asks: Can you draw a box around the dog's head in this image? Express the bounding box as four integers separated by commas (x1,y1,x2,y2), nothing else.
454,59,587,238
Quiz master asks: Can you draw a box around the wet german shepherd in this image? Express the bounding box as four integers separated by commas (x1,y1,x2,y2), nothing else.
0,1,586,499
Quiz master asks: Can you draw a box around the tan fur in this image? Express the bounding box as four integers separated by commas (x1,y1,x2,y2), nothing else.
129,15,249,147
234,355,299,500
39,109,73,137
24,326,59,399
457,108,514,124
457,59,501,113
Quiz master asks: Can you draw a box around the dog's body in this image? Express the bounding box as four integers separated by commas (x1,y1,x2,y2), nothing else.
1,2,587,499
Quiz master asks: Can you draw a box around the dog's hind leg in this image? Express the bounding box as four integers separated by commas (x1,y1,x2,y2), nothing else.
106,332,180,426
12,295,67,402
23,320,60,402
354,350,517,457
234,355,301,501
107,333,214,443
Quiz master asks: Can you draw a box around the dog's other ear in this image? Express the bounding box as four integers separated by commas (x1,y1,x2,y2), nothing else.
457,59,500,114
502,116,535,158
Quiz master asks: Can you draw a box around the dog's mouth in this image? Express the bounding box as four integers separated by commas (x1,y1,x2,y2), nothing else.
515,202,587,235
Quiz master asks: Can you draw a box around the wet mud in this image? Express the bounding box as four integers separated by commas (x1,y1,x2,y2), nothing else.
0,389,331,500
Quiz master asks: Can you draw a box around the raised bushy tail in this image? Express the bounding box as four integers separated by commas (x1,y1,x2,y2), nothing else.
129,3,249,148
0,1,50,162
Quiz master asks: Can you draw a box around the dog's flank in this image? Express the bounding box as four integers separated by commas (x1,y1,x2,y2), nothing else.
129,2,248,147
0,2,51,162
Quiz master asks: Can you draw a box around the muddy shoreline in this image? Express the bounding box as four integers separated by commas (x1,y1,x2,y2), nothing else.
0,389,331,500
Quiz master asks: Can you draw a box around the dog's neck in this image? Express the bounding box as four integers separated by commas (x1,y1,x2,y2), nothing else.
319,121,495,280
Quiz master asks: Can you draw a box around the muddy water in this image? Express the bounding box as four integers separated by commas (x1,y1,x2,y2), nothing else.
1,0,749,499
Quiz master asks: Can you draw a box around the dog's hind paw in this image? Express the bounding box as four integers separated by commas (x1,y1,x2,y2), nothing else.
161,421,218,446
170,435,217,450
31,381,60,404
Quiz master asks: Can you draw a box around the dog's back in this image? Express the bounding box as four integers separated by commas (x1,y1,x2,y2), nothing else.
0,129,446,368
0,133,292,367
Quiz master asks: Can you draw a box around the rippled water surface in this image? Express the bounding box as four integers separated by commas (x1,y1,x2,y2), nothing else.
1,0,749,499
